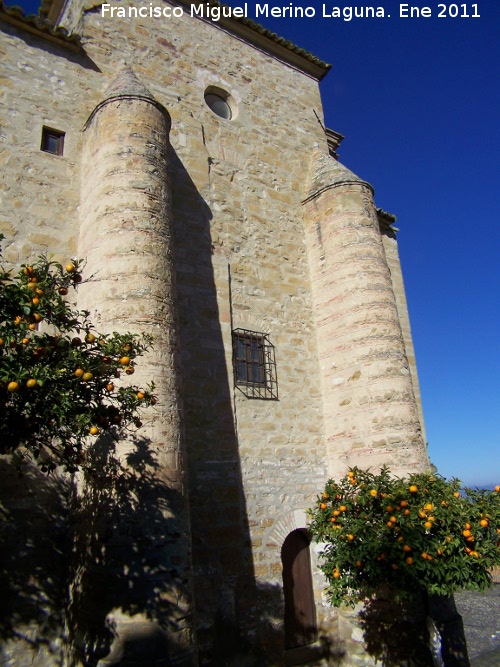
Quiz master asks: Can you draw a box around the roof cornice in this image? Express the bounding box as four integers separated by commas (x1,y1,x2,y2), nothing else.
0,0,81,50
37,0,331,80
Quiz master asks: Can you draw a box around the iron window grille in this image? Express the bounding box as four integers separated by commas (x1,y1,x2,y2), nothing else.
232,329,278,400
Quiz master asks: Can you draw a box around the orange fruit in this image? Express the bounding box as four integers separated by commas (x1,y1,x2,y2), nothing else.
406,557,413,565
494,485,500,492
82,372,93,381
136,391,145,400
453,491,460,498
441,500,448,507
26,379,37,388
65,263,75,273
404,509,410,516
349,478,357,484
75,368,84,377
347,534,354,541
125,366,135,375
322,492,329,499
424,503,434,511
85,333,96,343
424,522,433,530
409,485,418,493
339,505,347,512
403,545,412,552
320,503,327,510
330,517,336,523
333,569,341,579
59,287,68,296
26,282,37,291
464,523,471,530
119,356,131,366
89,426,99,435
370,489,378,497
400,500,408,507
463,529,471,538
7,381,19,392
106,383,114,392
347,471,354,478
389,516,397,523
31,297,40,306
480,519,489,528
386,505,394,513
387,521,394,528
355,560,362,567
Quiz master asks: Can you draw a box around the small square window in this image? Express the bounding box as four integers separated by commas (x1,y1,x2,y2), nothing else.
41,127,65,155
232,329,278,400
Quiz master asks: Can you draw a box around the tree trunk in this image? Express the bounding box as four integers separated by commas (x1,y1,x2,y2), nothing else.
425,593,470,667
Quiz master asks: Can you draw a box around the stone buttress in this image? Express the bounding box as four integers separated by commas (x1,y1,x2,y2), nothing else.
77,67,197,666
303,151,429,479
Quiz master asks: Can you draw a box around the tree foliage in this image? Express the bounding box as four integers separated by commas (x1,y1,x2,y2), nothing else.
0,236,156,473
308,466,500,607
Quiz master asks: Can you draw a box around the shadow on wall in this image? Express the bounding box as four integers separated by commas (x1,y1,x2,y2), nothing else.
68,435,194,667
359,594,436,667
0,458,73,666
0,435,194,667
169,147,264,664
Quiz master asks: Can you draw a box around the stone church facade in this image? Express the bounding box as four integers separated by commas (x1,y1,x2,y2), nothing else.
0,1,429,665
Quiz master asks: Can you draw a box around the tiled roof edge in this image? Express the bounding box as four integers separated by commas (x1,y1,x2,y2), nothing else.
0,0,81,50
37,0,331,79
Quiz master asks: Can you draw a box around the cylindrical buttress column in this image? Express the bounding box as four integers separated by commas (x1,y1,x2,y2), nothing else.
78,68,196,665
303,152,429,479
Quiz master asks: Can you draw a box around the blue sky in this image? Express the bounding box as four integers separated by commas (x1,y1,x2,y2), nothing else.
7,0,500,487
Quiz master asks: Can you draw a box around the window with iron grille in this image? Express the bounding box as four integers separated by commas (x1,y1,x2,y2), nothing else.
232,329,278,400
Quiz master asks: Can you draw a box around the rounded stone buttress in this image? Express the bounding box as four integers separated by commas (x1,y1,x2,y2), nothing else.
303,151,429,479
77,67,196,665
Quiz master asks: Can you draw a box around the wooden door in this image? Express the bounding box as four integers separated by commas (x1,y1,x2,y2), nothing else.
282,529,317,649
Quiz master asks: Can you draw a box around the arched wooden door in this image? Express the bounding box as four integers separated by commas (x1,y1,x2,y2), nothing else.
281,529,318,649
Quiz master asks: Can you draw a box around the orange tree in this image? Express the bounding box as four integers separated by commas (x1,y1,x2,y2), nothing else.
0,236,155,473
308,466,500,608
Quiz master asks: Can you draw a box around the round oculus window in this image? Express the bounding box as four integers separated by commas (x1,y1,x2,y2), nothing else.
205,92,232,120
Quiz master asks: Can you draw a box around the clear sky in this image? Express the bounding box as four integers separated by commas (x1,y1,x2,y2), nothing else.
7,0,500,487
